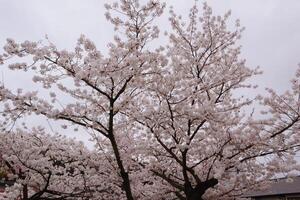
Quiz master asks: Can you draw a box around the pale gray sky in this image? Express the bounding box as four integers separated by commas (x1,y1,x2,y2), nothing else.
1,0,300,93
1,0,300,144
0,0,300,91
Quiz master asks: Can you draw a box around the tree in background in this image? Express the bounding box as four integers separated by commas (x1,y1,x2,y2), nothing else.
0,129,117,200
0,0,300,199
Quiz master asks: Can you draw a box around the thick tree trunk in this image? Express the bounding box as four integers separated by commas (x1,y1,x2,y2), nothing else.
185,178,218,200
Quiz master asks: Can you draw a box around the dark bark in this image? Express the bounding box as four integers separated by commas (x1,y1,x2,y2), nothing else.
23,184,28,200
108,100,134,200
185,178,218,200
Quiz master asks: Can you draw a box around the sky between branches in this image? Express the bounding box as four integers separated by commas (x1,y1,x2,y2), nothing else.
0,0,300,145
1,0,300,93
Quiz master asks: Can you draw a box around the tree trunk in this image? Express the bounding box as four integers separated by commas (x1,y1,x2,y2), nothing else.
110,134,134,200
108,101,134,200
23,184,28,200
185,178,218,200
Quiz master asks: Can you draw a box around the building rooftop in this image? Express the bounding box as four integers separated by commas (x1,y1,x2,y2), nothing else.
244,176,300,198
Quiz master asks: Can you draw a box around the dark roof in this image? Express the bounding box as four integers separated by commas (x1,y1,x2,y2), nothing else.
244,176,300,197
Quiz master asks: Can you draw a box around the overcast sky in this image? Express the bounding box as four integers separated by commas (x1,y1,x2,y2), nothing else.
1,0,300,144
1,0,300,91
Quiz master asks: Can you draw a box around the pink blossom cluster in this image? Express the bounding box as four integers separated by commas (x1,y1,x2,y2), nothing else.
0,1,300,200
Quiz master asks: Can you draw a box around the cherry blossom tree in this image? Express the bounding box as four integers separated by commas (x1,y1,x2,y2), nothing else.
0,128,120,200
132,4,300,199
0,0,300,200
